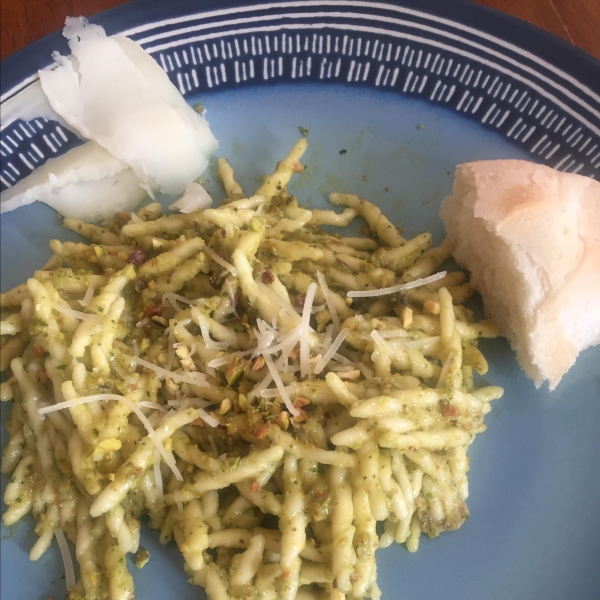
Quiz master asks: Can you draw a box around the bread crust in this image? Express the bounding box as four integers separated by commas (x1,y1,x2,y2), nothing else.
441,160,600,390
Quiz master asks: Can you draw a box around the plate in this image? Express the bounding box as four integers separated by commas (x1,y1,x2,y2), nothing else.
1,1,599,599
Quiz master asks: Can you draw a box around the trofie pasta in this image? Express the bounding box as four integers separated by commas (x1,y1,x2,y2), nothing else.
0,139,504,600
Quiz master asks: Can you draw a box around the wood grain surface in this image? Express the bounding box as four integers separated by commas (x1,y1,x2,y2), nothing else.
1,0,599,61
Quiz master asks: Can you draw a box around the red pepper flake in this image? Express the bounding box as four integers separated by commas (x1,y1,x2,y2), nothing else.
256,423,268,440
127,248,148,265
250,481,260,492
166,269,175,284
39,370,49,385
259,268,274,284
144,303,165,319
33,346,45,357
192,418,204,427
440,404,460,417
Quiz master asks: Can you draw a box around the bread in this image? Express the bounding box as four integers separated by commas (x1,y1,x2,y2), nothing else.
440,160,600,390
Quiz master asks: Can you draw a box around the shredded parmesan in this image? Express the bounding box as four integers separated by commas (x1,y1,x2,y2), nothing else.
332,352,353,365
38,394,183,480
204,246,237,276
175,493,184,513
130,211,142,223
260,384,298,398
357,361,375,379
153,448,164,500
136,318,149,328
370,330,396,357
111,360,137,384
347,271,448,298
317,271,340,334
314,328,349,375
262,353,300,416
261,284,302,325
132,356,208,387
52,303,97,321
140,401,168,413
55,529,75,590
195,311,229,350
196,408,219,427
437,351,456,388
78,285,95,307
300,282,317,378
163,292,196,311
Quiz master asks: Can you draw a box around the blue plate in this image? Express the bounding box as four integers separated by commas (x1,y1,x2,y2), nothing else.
1,1,599,599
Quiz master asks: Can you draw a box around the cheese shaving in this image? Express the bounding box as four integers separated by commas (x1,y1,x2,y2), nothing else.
317,271,340,334
140,401,168,413
357,361,375,379
153,448,164,501
436,350,456,388
260,384,298,398
195,311,229,350
38,393,183,480
54,529,76,591
78,285,95,307
314,328,350,375
204,246,237,276
132,356,208,387
300,282,317,378
111,360,137,384
163,292,196,311
130,211,142,223
262,353,300,416
52,303,98,321
198,409,219,427
370,330,396,357
347,271,448,298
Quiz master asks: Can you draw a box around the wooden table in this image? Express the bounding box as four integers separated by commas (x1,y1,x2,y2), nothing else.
2,0,599,61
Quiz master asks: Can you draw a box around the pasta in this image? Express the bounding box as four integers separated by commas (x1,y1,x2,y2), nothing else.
0,138,503,600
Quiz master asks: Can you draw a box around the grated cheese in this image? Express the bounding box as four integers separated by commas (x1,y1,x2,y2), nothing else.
52,303,97,321
204,246,237,276
263,353,300,416
314,328,349,375
140,401,168,413
370,330,396,357
347,271,448,298
357,361,375,379
78,285,95,307
55,529,76,591
195,407,219,427
111,360,137,384
153,448,164,501
260,384,298,398
38,393,183,480
195,311,229,350
300,282,317,378
162,292,196,311
132,356,208,387
436,350,456,388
